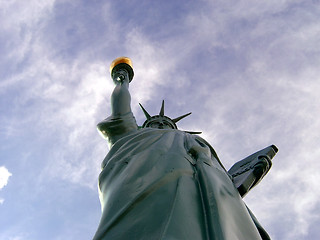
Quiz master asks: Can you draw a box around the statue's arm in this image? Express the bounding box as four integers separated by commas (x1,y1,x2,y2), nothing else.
110,76,132,117
228,145,278,197
97,68,138,146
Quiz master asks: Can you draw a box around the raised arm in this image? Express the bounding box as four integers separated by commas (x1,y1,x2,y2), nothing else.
97,57,138,146
110,68,132,117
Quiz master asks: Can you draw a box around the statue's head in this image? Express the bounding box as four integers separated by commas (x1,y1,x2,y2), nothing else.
140,100,191,130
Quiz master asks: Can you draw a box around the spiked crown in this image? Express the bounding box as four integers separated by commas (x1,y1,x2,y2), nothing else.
139,100,193,130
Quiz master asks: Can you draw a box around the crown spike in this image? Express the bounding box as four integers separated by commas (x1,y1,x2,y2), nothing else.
172,112,192,123
159,100,165,117
139,103,151,119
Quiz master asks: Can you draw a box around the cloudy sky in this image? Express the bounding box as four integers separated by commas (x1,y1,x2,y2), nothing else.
1,0,320,239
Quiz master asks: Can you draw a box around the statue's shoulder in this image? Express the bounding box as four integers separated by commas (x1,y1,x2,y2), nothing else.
97,112,138,143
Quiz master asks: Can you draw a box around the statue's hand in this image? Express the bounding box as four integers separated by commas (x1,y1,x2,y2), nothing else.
252,156,272,180
112,69,130,85
228,145,277,197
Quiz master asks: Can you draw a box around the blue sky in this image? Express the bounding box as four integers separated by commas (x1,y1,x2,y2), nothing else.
1,0,320,239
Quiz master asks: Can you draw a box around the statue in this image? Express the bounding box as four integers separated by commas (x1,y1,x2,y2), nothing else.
93,57,278,240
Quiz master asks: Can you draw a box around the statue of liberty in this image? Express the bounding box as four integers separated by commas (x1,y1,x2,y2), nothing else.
93,57,278,240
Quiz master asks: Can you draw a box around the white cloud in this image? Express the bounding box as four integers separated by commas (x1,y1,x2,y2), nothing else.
0,0,116,188
0,166,12,190
125,28,179,106
0,231,28,240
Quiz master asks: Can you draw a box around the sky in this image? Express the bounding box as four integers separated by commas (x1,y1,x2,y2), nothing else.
0,0,320,239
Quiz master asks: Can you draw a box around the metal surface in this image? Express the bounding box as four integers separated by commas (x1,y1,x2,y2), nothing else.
93,57,277,240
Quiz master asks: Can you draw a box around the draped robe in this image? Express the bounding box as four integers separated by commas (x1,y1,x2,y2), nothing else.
93,113,269,240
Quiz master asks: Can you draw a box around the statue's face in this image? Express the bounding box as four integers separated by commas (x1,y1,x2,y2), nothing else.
148,120,175,129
